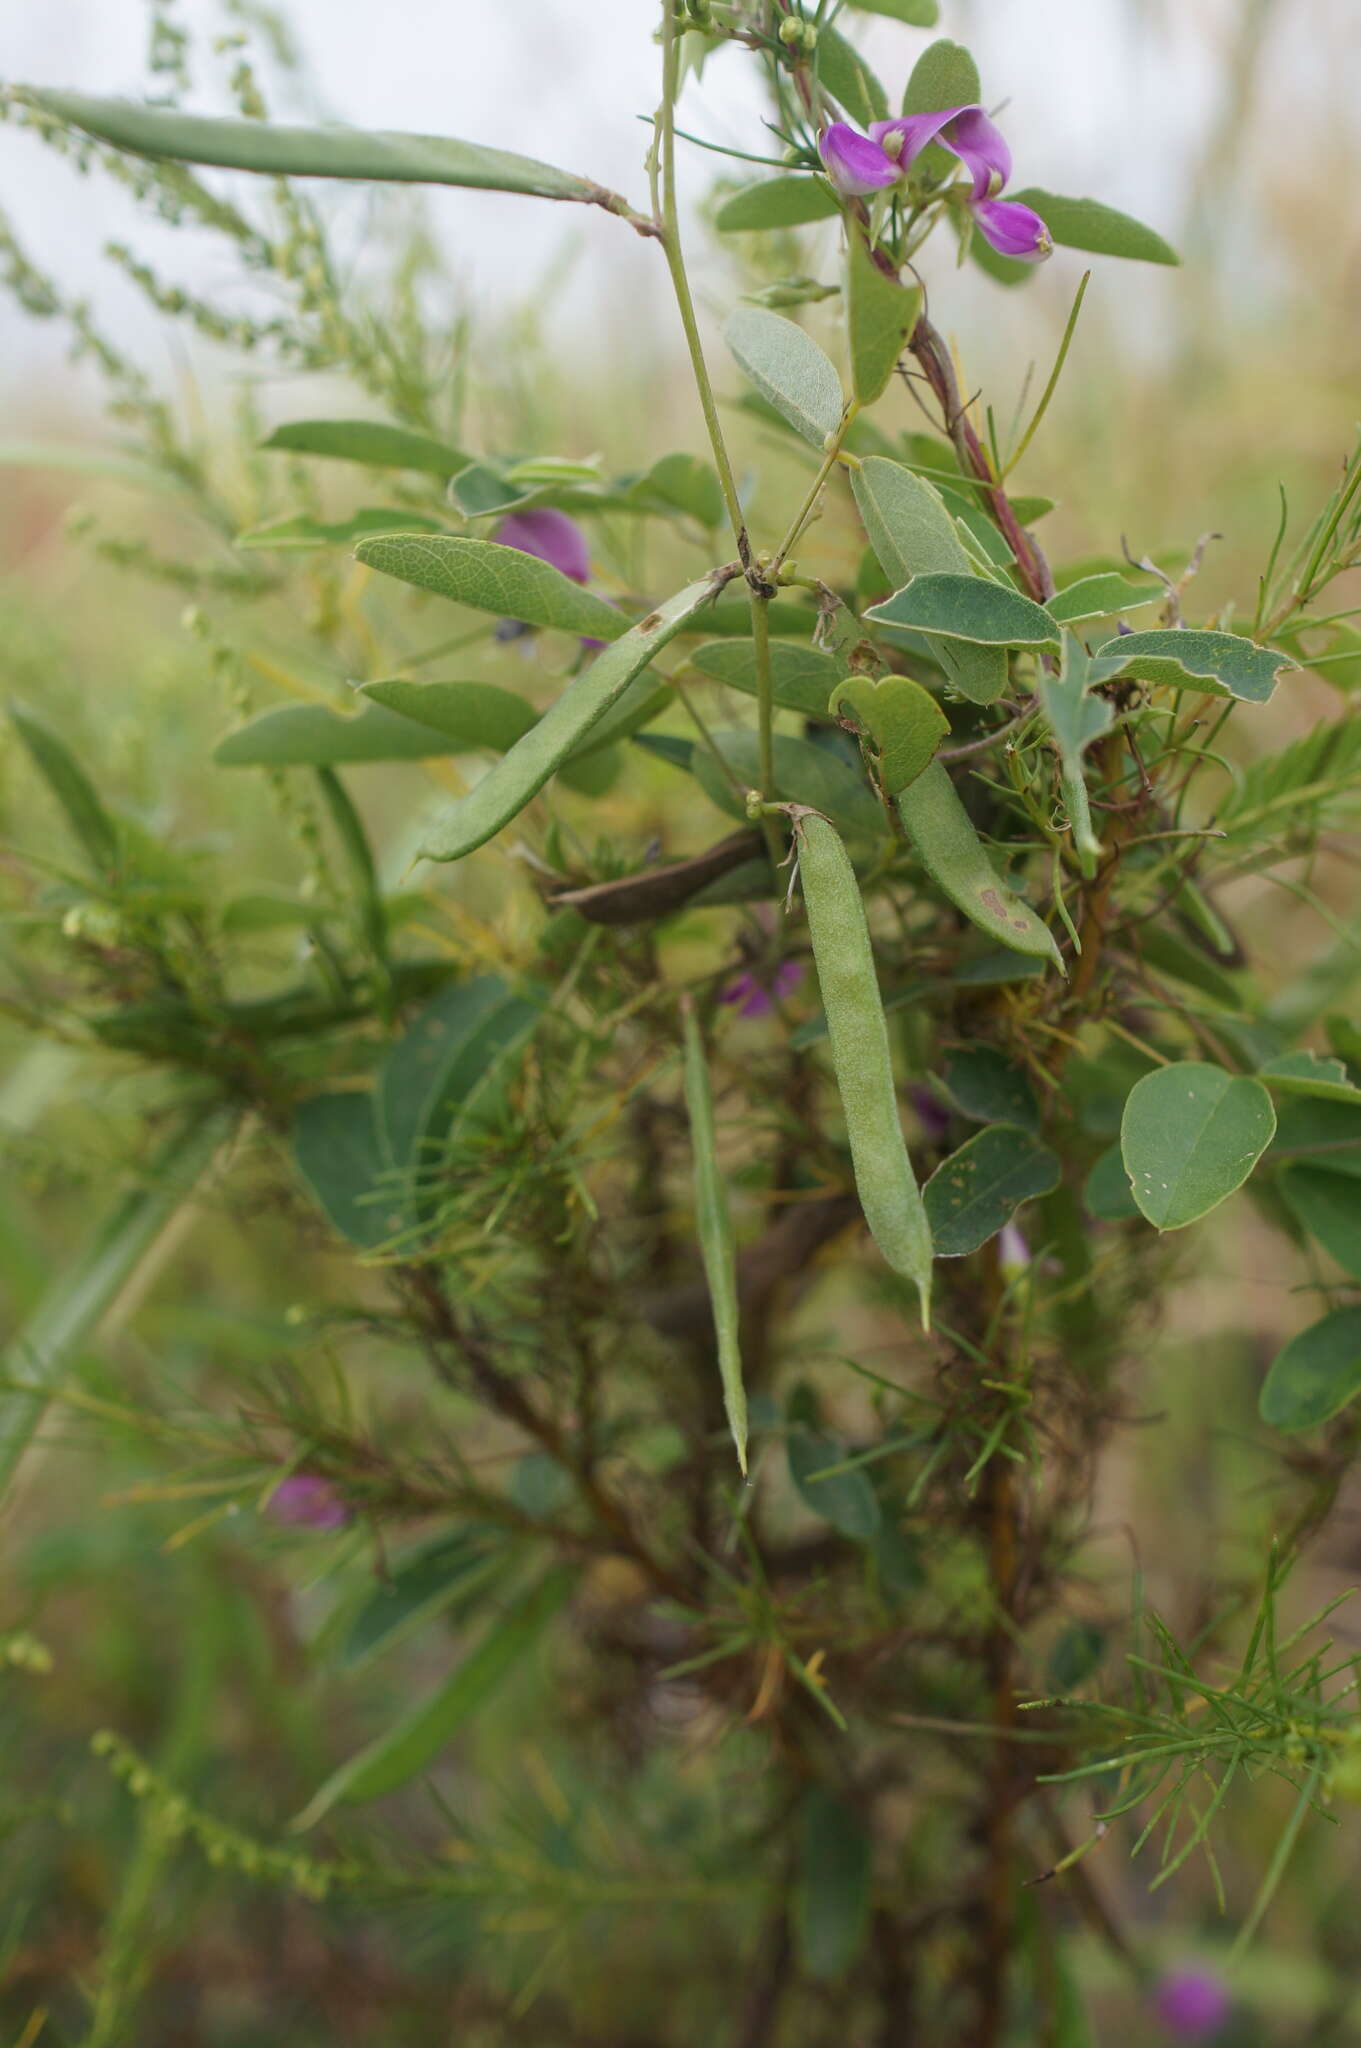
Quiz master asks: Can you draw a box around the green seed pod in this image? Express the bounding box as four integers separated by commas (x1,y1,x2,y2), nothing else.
896,761,1064,970
680,997,748,1475
796,811,933,1326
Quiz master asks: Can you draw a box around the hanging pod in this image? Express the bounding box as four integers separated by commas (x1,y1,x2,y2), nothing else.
896,761,1064,970
795,811,934,1326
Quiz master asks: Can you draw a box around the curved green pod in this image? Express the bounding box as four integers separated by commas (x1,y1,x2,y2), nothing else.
896,761,1064,970
411,576,724,863
796,812,933,1326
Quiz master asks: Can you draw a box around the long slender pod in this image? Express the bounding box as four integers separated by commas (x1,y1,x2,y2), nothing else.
796,812,934,1327
680,996,748,1475
896,760,1064,969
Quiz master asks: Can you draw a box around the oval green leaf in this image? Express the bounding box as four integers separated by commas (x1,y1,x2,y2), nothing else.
1095,629,1292,704
1277,1168,1361,1279
1120,1062,1276,1231
814,26,890,126
923,1123,1060,1257
852,458,1007,703
846,0,937,21
1259,1309,1361,1434
690,638,843,721
417,577,724,861
695,730,885,840
293,1569,573,1827
1259,1052,1361,1105
724,307,844,451
846,234,922,405
356,680,538,753
794,1788,873,1982
1008,187,1179,266
866,574,1062,653
238,507,446,550
938,1046,1040,1134
23,90,598,201
261,417,469,475
1046,573,1160,625
291,1093,402,1250
787,1428,881,1541
716,175,841,233
903,39,981,114
355,533,628,642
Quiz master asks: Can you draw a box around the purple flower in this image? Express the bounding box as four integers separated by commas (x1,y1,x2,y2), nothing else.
1153,1970,1231,2041
817,105,1050,263
721,959,805,1019
494,506,611,650
871,105,1011,199
819,121,902,197
971,197,1052,263
266,1473,351,1532
495,507,590,585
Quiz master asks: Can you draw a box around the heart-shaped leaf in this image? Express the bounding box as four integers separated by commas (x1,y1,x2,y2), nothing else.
829,674,949,792
1120,1062,1276,1230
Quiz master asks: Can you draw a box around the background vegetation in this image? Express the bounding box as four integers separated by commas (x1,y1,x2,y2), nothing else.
0,2,1358,2042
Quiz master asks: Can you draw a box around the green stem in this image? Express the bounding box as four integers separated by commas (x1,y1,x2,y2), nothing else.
655,1,750,569
773,401,859,571
748,587,781,866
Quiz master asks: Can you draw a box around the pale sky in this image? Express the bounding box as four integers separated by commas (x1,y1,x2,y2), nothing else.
3,0,1328,421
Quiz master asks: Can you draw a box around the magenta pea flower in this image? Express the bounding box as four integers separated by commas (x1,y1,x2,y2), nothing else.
265,1472,351,1532
495,507,591,585
721,959,804,1019
819,121,903,198
494,506,610,650
1153,1969,1232,2041
817,103,1051,264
